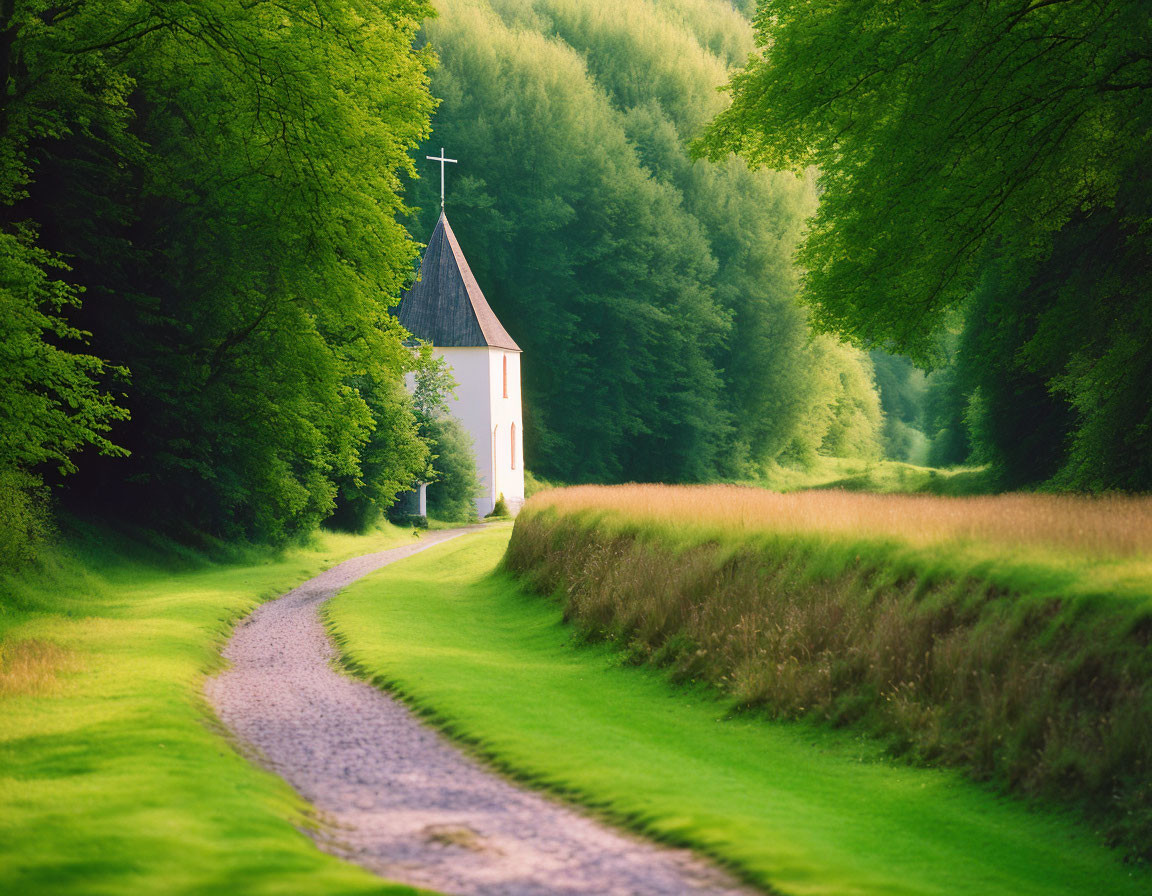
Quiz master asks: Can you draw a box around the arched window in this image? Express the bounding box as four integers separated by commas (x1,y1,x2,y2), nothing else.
503,355,508,398
511,422,517,470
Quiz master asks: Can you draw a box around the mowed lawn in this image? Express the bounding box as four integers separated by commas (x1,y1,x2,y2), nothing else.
327,527,1151,896
0,525,429,896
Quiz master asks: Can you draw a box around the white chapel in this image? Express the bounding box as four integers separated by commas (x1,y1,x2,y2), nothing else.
397,209,525,517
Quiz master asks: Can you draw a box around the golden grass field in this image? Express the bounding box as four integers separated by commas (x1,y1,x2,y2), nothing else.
532,484,1152,559
509,484,1152,859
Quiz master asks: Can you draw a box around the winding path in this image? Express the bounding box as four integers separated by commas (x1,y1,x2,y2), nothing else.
206,528,755,896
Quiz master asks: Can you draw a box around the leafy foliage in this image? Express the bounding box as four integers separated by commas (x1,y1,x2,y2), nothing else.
698,0,1152,490
424,414,481,521
329,374,430,533
2,0,438,542
0,467,52,571
0,228,127,475
0,2,137,560
870,351,929,464
487,493,510,518
411,343,458,420
409,0,884,484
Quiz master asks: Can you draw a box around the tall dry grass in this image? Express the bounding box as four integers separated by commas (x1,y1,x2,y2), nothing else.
532,484,1152,558
506,488,1152,860
0,639,74,696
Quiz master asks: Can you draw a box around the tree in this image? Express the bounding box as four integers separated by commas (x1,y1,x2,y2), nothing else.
328,372,430,533
4,0,440,541
411,0,883,483
870,351,929,464
0,0,136,562
411,343,458,420
0,230,127,475
423,415,481,521
408,346,481,523
697,0,1152,488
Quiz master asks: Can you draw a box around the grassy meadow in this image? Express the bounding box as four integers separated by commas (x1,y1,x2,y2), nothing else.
747,458,996,497
531,484,1152,562
327,528,1150,896
0,521,428,896
525,460,996,504
506,486,1152,859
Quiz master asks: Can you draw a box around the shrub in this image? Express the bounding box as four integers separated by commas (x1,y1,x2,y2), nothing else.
524,471,559,498
425,415,481,522
386,512,428,529
0,467,53,571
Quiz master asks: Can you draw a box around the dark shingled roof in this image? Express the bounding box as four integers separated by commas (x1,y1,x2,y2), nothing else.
397,212,521,352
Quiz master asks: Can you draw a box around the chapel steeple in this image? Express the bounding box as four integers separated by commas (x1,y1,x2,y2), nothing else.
393,147,524,517
397,211,520,352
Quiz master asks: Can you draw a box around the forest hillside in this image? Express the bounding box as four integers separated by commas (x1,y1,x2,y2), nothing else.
407,0,889,484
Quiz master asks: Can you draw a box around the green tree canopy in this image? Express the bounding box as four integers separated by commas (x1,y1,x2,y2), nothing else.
3,0,439,540
411,0,884,483
698,0,1151,359
423,414,482,522
698,0,1152,489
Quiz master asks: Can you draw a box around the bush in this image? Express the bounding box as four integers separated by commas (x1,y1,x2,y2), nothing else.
424,415,481,522
387,512,428,529
0,467,53,571
487,493,510,518
524,471,561,498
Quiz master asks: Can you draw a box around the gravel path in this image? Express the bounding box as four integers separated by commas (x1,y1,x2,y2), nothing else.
206,529,756,896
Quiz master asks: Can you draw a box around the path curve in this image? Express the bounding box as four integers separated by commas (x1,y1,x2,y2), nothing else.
206,528,755,896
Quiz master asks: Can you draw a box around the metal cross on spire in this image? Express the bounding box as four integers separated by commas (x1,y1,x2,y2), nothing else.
426,147,457,209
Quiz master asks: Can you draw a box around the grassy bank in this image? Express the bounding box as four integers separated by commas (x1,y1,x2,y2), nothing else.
0,520,427,895
504,486,1152,861
752,457,995,495
526,459,994,500
326,528,1149,896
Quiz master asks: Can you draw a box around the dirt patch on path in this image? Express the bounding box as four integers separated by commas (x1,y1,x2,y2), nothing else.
206,528,757,896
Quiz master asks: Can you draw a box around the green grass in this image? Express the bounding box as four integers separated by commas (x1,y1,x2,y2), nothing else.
0,520,431,895
750,456,994,495
326,528,1150,896
507,493,1152,855
527,458,992,499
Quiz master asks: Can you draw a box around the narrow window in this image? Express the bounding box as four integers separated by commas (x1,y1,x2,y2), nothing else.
503,354,508,398
511,422,517,470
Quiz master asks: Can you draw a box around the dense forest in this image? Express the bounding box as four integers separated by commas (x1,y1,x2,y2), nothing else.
1,0,439,550
2,0,1149,559
406,0,890,484
699,0,1152,491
